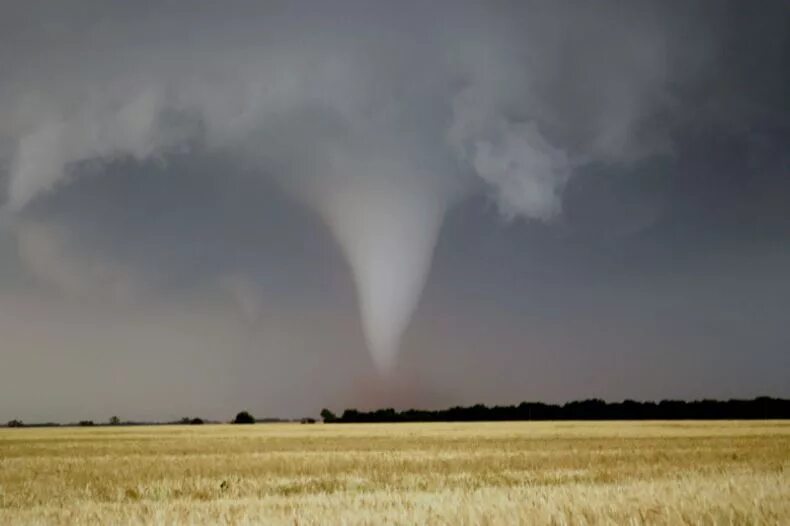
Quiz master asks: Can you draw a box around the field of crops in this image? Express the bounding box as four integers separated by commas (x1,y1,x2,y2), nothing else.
1,421,788,524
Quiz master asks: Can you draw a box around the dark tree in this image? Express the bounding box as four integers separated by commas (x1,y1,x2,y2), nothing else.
300,417,317,424
320,408,337,423
109,416,121,425
190,418,204,425
79,420,95,426
7,419,24,428
233,411,255,424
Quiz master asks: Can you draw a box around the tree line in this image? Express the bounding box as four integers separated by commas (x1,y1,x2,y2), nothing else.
320,397,790,423
4,415,205,428
5,397,788,428
4,412,310,428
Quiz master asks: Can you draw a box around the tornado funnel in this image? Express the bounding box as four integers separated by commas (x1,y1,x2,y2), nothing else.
316,165,447,372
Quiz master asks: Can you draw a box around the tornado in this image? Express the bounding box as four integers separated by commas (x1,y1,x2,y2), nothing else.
310,157,449,372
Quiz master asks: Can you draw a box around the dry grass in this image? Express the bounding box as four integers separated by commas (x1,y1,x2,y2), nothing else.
0,421,788,525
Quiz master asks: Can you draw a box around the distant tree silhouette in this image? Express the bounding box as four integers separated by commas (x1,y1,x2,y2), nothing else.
320,408,337,423
324,397,790,423
233,411,255,424
178,417,204,425
300,417,317,424
79,420,95,426
7,419,24,428
109,416,121,425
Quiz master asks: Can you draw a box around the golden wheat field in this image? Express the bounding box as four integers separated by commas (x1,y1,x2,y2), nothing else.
0,421,788,525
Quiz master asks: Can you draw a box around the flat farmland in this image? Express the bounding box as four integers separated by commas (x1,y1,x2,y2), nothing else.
0,421,788,525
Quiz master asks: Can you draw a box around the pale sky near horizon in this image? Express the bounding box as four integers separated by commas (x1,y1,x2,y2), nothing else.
0,1,788,422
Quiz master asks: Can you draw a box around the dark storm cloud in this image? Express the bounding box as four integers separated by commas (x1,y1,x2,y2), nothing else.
0,1,788,420
5,1,785,214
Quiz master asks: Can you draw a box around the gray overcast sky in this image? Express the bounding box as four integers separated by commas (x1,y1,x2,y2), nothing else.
0,1,788,422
